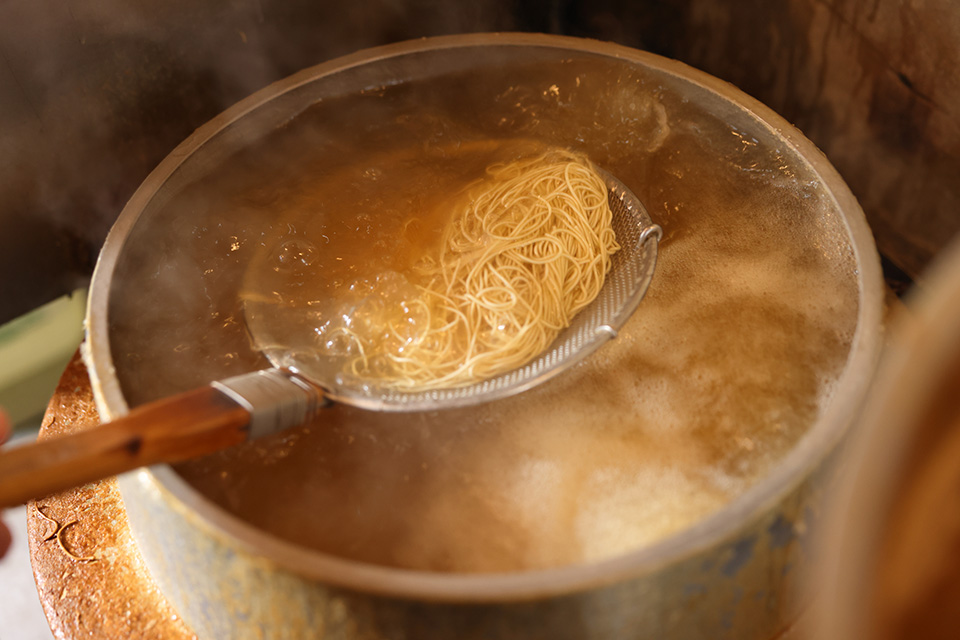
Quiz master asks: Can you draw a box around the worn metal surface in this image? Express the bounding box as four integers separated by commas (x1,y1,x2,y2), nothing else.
83,34,885,640
117,463,822,639
26,352,197,640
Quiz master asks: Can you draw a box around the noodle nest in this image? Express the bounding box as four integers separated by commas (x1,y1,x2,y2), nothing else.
339,149,620,391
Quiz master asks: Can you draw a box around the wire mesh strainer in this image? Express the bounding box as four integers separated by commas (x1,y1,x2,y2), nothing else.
249,170,662,412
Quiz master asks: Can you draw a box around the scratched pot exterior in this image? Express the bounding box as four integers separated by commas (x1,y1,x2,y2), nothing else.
85,34,884,640
115,464,820,639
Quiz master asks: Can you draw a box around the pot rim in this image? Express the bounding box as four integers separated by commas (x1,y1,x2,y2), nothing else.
84,32,884,603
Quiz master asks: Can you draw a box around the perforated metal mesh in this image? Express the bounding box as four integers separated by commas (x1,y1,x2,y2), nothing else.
315,171,662,411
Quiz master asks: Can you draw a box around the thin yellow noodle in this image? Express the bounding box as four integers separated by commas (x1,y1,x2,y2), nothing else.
341,148,620,391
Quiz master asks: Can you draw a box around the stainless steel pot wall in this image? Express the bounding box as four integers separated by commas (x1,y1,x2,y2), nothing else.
83,34,884,640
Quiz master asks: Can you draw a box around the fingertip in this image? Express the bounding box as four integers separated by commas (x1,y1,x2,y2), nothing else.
0,411,10,559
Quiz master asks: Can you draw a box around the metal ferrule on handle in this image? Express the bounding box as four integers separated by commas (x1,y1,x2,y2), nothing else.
212,369,327,440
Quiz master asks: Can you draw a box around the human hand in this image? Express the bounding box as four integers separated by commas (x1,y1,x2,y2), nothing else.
0,410,10,558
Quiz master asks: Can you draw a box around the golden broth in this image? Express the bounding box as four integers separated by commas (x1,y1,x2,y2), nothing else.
108,57,860,572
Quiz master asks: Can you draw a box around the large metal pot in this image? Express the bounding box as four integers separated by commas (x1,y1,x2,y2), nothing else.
83,34,884,639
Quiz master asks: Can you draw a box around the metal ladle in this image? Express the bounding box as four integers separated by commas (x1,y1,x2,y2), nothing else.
0,172,660,508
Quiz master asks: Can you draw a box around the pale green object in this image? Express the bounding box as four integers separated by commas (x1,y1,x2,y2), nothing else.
0,290,86,428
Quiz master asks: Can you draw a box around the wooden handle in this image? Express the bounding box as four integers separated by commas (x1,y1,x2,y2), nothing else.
0,386,250,508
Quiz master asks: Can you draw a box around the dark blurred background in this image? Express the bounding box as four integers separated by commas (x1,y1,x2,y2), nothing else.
2,0,957,323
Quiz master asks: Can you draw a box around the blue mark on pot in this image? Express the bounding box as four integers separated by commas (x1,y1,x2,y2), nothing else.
767,514,796,549
721,535,757,577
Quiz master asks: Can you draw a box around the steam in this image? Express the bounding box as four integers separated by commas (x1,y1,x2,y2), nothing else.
115,51,864,572
0,0,528,320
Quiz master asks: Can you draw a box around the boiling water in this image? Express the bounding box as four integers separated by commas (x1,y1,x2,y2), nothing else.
108,55,860,572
